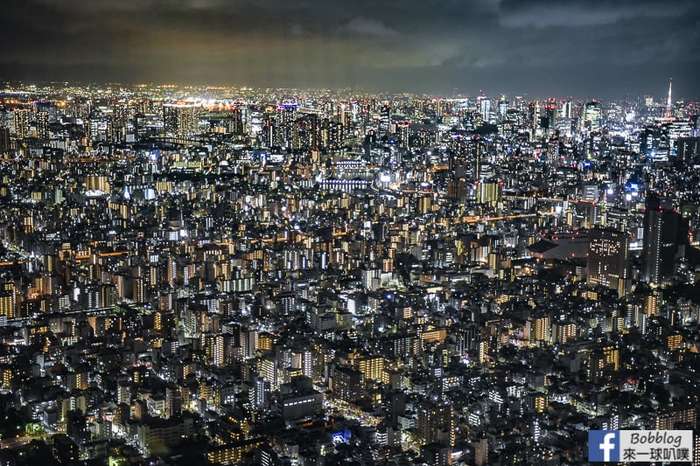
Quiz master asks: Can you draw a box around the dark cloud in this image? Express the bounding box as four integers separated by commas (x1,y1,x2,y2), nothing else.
0,0,698,97
340,17,400,38
499,0,694,27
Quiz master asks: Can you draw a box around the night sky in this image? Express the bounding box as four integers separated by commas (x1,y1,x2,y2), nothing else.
1,0,699,97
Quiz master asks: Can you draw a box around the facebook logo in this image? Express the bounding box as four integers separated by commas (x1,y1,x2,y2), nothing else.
589,430,620,462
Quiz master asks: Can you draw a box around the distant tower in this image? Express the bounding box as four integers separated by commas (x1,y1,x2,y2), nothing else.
665,78,673,119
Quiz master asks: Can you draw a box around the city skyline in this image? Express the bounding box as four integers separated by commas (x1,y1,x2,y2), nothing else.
0,79,692,104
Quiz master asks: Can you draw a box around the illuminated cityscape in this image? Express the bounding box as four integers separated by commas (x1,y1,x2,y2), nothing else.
1,1,700,465
0,79,697,465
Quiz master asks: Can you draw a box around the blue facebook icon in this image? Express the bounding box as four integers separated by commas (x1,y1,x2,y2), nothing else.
588,430,620,462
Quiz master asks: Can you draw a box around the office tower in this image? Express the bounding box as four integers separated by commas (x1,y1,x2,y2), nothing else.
582,101,601,132
561,100,573,119
479,96,491,122
530,101,541,131
642,193,688,284
587,228,629,296
642,193,663,284
265,104,289,148
397,120,410,148
380,104,392,133
668,119,693,157
498,96,508,120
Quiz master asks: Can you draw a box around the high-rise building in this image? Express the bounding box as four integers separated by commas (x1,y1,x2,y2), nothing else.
643,194,663,284
416,400,456,447
677,137,700,163
654,406,695,430
165,385,182,419
642,193,688,284
355,355,386,385
587,228,629,296
560,100,573,119
472,138,484,180
13,109,31,139
665,77,673,119
0,282,18,319
476,179,502,206
380,104,392,133
479,96,491,122
421,443,452,466
531,315,551,344
582,101,601,132
250,376,271,409
332,365,364,402
117,382,131,404
205,334,226,367
163,104,199,138
37,110,50,140
0,126,10,153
